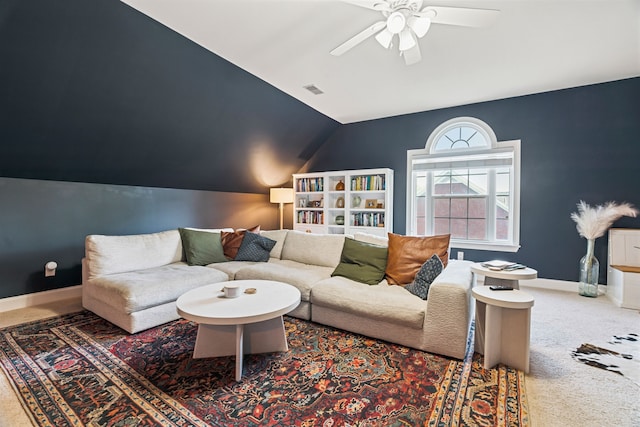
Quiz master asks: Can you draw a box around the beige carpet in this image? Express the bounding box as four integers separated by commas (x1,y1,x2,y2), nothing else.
522,286,640,427
0,289,638,426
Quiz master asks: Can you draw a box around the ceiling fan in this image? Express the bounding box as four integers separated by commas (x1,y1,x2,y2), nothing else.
330,0,500,65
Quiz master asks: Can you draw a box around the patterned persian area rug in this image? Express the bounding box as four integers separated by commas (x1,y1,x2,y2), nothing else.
0,311,529,426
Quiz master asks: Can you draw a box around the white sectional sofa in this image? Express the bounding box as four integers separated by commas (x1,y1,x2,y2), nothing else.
82,228,473,359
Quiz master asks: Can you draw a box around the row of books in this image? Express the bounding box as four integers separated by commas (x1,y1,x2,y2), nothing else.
351,175,386,191
297,211,323,225
296,178,324,193
481,260,527,271
352,212,384,227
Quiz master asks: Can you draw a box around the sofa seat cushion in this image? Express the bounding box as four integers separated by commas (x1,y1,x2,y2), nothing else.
234,259,334,301
311,276,426,329
85,262,228,314
207,261,260,280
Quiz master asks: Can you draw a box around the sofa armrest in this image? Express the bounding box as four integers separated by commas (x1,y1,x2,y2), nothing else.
82,257,89,285
422,260,474,359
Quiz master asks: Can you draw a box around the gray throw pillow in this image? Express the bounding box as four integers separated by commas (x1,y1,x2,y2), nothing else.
405,254,444,300
235,231,277,262
178,228,227,266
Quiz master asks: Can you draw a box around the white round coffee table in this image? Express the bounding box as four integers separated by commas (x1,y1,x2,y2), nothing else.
471,262,537,289
176,280,300,381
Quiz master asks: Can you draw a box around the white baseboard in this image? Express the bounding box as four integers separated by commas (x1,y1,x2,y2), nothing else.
521,277,612,299
0,285,82,313
521,277,579,292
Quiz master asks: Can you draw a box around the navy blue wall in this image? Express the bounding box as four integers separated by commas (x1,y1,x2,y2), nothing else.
0,177,281,299
308,78,640,283
0,0,338,192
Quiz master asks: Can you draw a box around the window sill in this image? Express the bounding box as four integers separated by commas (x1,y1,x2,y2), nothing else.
450,241,520,253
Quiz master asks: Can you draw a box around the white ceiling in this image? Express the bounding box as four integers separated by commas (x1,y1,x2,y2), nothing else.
120,0,640,124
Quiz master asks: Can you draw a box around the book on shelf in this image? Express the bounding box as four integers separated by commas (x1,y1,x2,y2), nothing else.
350,174,385,192
296,177,324,192
481,260,526,271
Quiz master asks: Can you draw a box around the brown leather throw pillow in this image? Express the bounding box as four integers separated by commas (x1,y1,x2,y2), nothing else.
384,233,450,286
221,225,260,259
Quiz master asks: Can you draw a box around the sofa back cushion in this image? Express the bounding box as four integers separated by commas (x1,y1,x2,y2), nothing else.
280,230,345,268
85,230,183,280
260,229,289,259
353,232,389,247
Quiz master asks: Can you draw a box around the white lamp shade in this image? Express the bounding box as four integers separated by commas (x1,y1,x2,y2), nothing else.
270,188,294,204
375,28,394,49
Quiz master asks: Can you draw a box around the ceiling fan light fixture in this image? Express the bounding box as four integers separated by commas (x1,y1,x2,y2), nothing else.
386,11,406,34
408,15,431,38
398,27,416,51
375,28,394,49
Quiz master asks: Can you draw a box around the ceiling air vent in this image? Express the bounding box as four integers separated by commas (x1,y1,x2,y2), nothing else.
303,84,324,95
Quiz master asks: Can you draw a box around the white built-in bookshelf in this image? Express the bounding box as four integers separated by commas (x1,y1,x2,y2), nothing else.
292,168,393,237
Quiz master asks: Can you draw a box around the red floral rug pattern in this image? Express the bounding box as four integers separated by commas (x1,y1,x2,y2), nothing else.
0,311,529,426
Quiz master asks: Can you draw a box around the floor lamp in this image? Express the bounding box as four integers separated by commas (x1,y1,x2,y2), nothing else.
270,188,294,230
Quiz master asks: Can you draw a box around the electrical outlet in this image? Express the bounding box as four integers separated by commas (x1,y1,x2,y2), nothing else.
457,251,464,260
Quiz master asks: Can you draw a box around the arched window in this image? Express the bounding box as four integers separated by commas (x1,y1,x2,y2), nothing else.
407,117,520,252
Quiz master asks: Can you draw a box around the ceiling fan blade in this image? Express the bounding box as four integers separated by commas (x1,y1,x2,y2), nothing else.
420,6,499,28
330,21,386,56
403,44,422,65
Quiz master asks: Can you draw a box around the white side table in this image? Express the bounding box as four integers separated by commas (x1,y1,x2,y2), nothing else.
470,263,537,289
176,280,301,381
472,286,535,373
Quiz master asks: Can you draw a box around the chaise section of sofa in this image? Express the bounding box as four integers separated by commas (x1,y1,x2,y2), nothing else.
82,229,228,333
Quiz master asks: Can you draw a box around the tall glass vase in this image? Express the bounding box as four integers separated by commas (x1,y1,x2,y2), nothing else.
578,239,599,297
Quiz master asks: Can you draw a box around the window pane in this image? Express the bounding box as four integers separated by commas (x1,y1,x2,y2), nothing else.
450,198,468,218
434,198,450,217
469,198,486,218
496,169,510,194
450,170,469,194
433,171,451,195
468,219,487,240
497,196,509,219
451,219,467,239
433,126,489,152
496,219,510,240
434,218,450,235
415,173,427,196
469,171,488,195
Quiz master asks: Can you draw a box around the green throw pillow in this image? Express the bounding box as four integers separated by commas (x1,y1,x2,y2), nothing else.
178,228,227,266
331,237,388,285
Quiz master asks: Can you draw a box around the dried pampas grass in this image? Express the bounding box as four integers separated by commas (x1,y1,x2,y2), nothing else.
570,201,638,240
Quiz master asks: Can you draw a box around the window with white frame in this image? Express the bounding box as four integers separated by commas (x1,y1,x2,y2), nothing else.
406,117,521,252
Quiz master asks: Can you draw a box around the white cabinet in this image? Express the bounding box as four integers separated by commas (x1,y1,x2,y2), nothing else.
607,228,640,309
293,168,393,237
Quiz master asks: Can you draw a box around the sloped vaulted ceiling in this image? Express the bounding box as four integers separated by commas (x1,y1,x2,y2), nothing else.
120,0,640,124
